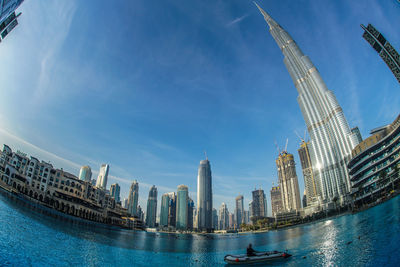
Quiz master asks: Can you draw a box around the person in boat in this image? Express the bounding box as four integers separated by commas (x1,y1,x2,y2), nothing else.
247,243,257,256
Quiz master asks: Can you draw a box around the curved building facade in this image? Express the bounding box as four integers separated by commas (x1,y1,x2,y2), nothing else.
197,159,212,232
255,4,359,204
78,166,92,182
348,115,400,206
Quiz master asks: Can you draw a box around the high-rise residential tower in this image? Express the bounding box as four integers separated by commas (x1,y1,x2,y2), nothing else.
176,185,188,230
298,140,320,205
128,180,139,216
96,164,109,190
168,192,177,227
187,197,194,231
270,185,283,217
160,193,171,228
235,195,244,228
255,3,359,205
110,183,121,203
276,151,301,212
212,208,218,230
197,158,213,232
146,185,157,228
218,203,229,230
79,166,92,182
251,188,267,221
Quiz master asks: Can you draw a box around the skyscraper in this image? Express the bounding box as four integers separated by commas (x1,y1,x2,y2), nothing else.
270,185,283,217
0,0,24,42
251,188,267,221
96,164,109,190
229,213,235,230
110,183,120,203
212,208,218,230
255,3,359,205
276,151,301,212
197,158,213,232
298,140,320,206
79,166,92,182
361,23,400,83
218,203,229,230
146,185,157,228
187,197,194,231
176,185,188,230
128,180,139,216
235,195,244,228
160,193,170,228
168,192,177,227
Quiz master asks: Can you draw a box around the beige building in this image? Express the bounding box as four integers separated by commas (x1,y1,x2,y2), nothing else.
276,151,301,212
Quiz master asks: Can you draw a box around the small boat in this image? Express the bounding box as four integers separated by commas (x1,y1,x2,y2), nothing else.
224,251,292,265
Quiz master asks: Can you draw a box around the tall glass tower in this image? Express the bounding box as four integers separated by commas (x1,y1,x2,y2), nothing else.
110,183,120,203
255,3,359,204
160,193,170,228
146,185,157,228
78,165,92,182
95,164,109,190
197,158,213,232
128,180,139,216
235,195,244,227
176,185,188,230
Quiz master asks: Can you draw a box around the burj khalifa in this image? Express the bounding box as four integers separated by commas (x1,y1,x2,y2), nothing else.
255,3,359,204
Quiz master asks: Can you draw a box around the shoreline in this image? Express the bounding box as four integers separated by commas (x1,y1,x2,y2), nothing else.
0,183,142,232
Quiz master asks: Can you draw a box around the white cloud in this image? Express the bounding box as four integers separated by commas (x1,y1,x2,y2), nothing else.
226,14,248,27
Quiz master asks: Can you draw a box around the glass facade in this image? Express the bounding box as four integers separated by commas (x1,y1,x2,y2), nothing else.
197,159,212,232
361,24,400,83
128,180,139,216
255,3,359,205
145,185,157,228
176,185,188,230
0,0,24,41
78,166,92,182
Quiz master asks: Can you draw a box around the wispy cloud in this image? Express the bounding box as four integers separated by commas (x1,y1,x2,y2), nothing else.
226,14,248,27
0,128,81,170
35,1,77,100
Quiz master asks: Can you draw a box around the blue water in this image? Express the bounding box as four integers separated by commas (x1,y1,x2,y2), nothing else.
0,191,399,267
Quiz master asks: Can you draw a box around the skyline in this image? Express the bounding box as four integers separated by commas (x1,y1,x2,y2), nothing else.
0,0,400,214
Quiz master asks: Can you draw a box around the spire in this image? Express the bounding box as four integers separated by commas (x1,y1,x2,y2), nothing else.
253,2,279,29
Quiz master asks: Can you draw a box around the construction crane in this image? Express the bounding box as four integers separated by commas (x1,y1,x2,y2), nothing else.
284,138,288,153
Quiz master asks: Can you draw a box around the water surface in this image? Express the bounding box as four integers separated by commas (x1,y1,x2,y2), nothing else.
0,191,399,266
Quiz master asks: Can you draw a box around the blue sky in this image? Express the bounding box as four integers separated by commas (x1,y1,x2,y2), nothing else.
0,0,400,216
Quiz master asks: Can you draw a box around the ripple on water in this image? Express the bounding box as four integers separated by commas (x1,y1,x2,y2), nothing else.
0,191,400,266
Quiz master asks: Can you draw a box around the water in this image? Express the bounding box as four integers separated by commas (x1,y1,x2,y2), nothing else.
0,191,399,267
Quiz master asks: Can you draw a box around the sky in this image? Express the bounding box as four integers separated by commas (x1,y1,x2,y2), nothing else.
0,0,400,217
